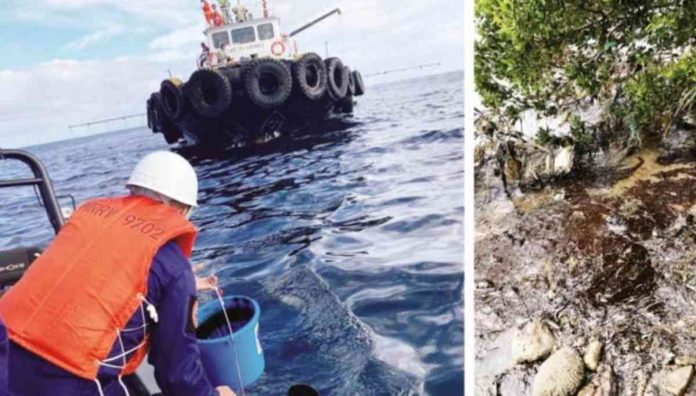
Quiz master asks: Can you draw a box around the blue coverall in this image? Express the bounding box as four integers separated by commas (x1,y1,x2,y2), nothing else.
6,241,217,396
1,318,7,396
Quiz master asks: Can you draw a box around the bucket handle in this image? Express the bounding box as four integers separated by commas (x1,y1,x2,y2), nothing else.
214,287,248,396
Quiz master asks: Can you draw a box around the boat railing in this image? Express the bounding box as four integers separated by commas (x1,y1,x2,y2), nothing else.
0,149,65,234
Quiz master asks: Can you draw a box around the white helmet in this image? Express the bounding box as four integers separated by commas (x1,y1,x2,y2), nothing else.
127,151,198,207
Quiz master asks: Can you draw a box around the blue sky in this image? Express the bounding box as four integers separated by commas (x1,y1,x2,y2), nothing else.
0,0,464,147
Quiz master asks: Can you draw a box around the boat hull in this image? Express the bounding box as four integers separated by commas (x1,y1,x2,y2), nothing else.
146,56,362,149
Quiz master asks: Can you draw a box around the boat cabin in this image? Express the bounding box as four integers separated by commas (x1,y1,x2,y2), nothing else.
204,17,297,62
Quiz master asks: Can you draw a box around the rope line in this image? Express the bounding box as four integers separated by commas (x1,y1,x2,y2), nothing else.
215,288,247,396
94,297,151,395
94,378,105,396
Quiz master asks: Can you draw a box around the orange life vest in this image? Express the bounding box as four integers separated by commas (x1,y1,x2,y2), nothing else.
213,12,224,27
0,195,197,379
202,1,214,23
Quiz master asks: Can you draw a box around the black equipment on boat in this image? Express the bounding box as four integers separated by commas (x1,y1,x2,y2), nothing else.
0,247,41,289
288,384,320,396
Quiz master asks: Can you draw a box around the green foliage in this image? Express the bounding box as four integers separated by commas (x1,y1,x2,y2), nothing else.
535,126,553,146
569,114,595,155
476,0,696,142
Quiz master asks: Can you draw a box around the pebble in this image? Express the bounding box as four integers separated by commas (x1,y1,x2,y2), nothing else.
675,356,696,366
532,347,585,396
662,365,694,396
583,340,603,371
576,384,596,396
511,320,556,364
575,364,615,396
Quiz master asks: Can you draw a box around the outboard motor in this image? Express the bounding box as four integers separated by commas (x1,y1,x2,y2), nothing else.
0,247,42,291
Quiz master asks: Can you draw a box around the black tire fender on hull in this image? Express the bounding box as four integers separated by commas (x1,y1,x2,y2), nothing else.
345,66,356,97
184,68,232,118
150,93,163,133
243,58,293,109
160,112,182,144
352,70,365,96
159,78,190,121
292,53,328,101
148,91,182,143
324,57,349,101
146,96,153,130
338,94,354,114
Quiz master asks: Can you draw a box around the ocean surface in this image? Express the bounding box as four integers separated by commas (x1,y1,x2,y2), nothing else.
0,71,464,395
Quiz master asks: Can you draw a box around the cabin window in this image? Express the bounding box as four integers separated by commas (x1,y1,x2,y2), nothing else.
257,23,275,40
211,31,230,49
231,27,256,44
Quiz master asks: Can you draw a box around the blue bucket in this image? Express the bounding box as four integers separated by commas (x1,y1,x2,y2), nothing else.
196,295,265,390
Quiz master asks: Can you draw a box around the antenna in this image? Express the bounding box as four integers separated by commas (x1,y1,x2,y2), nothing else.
262,0,268,18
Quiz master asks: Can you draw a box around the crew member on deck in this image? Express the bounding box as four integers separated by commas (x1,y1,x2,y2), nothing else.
201,0,215,26
212,4,225,27
232,4,251,23
200,42,218,68
0,151,236,396
218,0,232,25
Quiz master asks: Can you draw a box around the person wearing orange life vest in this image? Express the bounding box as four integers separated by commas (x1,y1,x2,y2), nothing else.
211,4,225,27
201,0,215,26
0,151,235,396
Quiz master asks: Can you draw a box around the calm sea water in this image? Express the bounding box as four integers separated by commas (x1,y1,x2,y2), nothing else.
0,71,464,395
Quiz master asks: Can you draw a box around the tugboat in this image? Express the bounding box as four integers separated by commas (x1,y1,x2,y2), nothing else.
146,1,365,148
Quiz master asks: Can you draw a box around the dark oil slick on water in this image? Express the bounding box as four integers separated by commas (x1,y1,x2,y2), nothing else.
0,71,464,395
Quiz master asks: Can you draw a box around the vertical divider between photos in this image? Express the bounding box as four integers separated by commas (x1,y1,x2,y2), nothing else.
463,0,476,395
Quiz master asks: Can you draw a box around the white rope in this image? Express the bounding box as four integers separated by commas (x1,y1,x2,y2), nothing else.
97,360,128,369
94,378,105,396
95,300,149,365
116,330,127,366
100,341,148,363
138,294,156,308
118,375,131,396
119,303,150,333
115,330,131,396
92,296,151,395
119,323,148,332
215,288,247,396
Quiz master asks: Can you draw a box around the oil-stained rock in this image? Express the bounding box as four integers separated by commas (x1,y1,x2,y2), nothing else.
662,366,694,396
675,356,696,366
532,347,585,396
584,340,603,371
512,320,556,364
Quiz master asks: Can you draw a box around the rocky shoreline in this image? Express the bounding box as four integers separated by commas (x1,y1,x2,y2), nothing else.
475,128,696,395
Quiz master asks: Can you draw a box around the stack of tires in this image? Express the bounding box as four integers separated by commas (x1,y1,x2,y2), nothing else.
146,52,365,145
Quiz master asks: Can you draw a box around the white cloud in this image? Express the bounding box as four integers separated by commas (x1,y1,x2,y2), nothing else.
0,56,189,147
63,25,127,51
149,25,205,50
11,0,197,27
